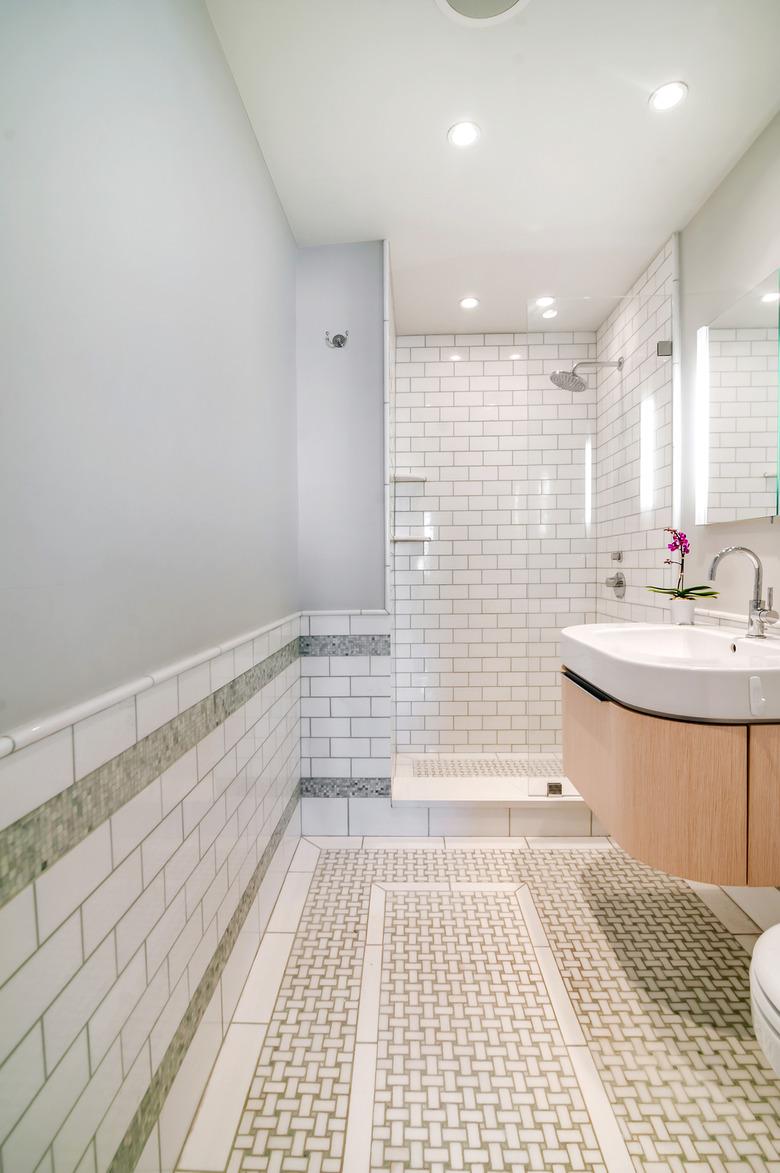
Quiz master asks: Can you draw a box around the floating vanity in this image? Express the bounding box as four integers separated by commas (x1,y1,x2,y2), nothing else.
561,623,780,885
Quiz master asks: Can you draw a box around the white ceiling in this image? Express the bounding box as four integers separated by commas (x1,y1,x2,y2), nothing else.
207,0,780,333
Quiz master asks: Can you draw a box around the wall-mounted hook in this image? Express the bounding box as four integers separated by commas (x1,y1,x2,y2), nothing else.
325,331,349,349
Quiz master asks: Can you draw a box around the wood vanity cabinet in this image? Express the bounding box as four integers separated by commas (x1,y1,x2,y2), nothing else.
561,670,780,886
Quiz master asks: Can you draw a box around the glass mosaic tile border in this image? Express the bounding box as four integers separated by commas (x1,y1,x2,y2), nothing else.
300,777,391,797
300,634,391,657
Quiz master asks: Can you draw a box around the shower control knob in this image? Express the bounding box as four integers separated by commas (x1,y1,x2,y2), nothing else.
605,572,626,599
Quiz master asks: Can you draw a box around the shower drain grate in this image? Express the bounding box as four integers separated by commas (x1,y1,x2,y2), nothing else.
412,756,564,778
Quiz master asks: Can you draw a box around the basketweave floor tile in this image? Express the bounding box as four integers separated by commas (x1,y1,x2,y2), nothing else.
208,845,780,1172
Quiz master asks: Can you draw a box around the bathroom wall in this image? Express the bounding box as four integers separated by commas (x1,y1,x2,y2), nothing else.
0,3,305,1170
680,113,780,613
0,0,298,731
594,241,676,622
392,331,597,753
296,243,386,612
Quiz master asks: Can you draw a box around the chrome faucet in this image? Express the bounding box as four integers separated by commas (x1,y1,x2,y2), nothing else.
708,546,778,638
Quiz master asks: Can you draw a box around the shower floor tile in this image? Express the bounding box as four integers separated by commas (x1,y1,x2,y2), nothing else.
176,838,780,1173
392,751,581,805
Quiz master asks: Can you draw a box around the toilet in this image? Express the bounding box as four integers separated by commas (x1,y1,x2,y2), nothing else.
750,925,780,1076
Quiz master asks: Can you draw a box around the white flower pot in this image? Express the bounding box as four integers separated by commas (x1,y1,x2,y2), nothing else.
669,597,695,625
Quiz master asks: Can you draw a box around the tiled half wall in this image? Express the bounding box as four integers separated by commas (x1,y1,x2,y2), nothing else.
0,617,303,1173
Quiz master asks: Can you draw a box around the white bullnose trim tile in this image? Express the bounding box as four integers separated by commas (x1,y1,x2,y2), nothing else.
177,1023,267,1173
0,612,301,756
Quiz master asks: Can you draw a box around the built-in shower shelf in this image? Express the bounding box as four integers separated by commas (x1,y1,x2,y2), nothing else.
391,535,429,543
392,474,427,483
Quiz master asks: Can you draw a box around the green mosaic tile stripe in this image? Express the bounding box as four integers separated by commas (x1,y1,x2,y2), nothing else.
300,777,390,797
107,783,301,1173
0,639,299,909
300,634,390,656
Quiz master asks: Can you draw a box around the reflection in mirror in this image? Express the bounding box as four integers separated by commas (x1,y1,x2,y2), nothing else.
696,270,779,525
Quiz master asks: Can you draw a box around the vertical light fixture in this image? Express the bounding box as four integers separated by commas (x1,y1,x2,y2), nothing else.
640,395,656,512
694,326,710,525
670,233,683,527
584,435,593,531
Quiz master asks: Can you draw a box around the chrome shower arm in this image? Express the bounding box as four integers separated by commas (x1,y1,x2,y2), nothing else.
571,358,625,374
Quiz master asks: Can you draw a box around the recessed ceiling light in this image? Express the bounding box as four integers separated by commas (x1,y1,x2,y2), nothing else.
542,308,558,319
448,121,481,148
535,296,555,308
761,291,780,303
459,296,479,309
649,81,688,111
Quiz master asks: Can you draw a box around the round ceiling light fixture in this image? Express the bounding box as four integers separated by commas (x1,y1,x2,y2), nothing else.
435,0,533,25
535,296,555,308
542,308,558,319
447,121,481,148
459,296,479,309
649,81,688,111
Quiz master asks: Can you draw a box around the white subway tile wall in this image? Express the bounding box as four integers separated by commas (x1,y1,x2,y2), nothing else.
0,615,301,1173
595,242,675,622
299,613,392,779
392,331,598,752
707,327,778,522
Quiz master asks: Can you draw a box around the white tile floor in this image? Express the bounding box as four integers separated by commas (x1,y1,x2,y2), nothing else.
173,835,780,1173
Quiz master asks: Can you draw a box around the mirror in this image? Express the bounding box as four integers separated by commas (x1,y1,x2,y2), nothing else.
696,269,779,524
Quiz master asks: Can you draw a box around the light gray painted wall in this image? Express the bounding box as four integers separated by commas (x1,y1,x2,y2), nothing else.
296,242,386,611
0,0,298,730
680,114,780,615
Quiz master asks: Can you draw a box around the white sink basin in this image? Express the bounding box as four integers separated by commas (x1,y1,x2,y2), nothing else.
561,623,780,722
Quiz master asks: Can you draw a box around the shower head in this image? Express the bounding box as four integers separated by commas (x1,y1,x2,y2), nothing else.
549,357,624,393
549,369,588,393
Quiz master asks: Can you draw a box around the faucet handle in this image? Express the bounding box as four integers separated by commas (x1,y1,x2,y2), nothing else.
760,587,778,624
